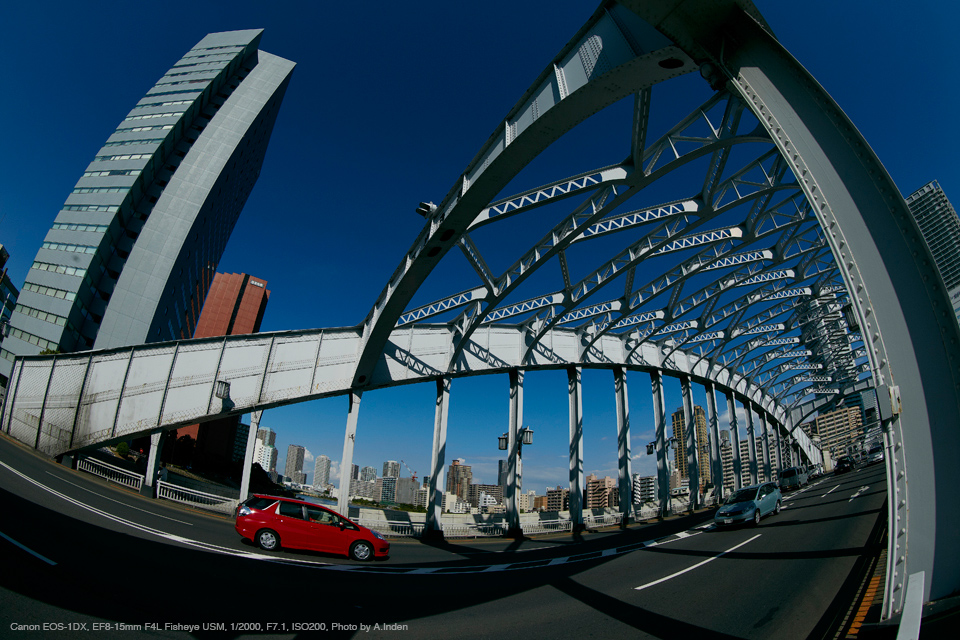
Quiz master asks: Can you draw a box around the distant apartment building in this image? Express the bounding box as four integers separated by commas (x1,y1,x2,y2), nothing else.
285,444,306,485
379,476,398,504
253,438,277,474
0,31,294,386
445,459,473,502
395,477,419,505
738,437,766,486
360,466,377,482
313,454,331,489
382,461,400,478
546,486,569,512
815,405,863,457
719,430,736,490
586,474,618,509
671,405,711,488
633,474,657,504
905,181,960,322
468,484,503,508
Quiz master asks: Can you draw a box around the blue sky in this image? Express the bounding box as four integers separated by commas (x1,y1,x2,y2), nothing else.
1,1,957,491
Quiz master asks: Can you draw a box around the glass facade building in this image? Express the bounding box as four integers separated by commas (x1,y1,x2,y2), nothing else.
0,30,294,383
905,181,960,322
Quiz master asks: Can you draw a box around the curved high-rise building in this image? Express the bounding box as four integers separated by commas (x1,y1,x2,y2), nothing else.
0,30,294,383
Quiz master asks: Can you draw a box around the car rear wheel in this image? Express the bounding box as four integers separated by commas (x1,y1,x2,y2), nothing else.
256,529,280,551
753,509,761,526
774,500,781,515
350,540,373,561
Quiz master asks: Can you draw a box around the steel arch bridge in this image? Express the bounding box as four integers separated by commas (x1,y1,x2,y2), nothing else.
3,0,958,621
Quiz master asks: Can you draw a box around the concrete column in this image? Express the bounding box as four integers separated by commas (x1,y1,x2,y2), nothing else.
651,371,669,518
705,383,722,500
567,367,584,532
337,391,362,516
614,367,631,527
680,376,699,510
506,369,524,537
425,378,450,540
141,429,168,496
727,392,742,490
239,410,262,502
744,402,758,485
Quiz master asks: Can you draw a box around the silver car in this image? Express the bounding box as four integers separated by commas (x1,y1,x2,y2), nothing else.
715,482,782,527
779,466,809,490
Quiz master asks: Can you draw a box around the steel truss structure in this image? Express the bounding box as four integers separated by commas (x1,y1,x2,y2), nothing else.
3,0,958,620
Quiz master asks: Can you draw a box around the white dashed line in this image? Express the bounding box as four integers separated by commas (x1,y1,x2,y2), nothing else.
634,534,761,592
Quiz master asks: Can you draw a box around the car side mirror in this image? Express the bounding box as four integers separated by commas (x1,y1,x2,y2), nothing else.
339,522,346,531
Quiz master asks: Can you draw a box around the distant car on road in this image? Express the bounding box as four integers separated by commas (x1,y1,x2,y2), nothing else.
235,495,389,561
865,444,884,466
835,456,854,474
779,466,809,490
714,482,782,527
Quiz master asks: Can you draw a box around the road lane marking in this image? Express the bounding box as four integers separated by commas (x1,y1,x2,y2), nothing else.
821,485,840,498
46,472,193,525
633,534,761,592
849,486,870,502
0,530,57,565
0,460,332,567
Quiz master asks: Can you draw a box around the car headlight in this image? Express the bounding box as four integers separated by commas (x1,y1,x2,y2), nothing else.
372,530,385,540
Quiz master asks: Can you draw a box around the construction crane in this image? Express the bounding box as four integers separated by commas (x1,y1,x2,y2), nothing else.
401,459,417,482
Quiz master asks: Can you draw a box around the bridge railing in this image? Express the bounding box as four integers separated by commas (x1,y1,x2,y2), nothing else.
77,456,143,492
156,480,238,515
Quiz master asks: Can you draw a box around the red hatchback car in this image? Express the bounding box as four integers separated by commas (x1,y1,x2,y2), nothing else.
235,495,389,561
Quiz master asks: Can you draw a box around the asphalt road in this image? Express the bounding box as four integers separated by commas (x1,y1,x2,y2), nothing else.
0,433,886,639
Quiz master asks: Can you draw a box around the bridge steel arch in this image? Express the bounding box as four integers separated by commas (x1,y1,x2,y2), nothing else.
2,0,958,619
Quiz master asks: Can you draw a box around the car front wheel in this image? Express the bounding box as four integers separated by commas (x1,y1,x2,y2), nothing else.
350,540,373,561
256,529,280,551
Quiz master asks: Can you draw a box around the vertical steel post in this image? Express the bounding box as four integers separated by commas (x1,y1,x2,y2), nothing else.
651,371,669,518
34,357,58,450
614,367,631,527
727,392,742,490
110,348,136,439
238,410,262,502
705,382,722,500
680,376,698,510
760,412,772,482
506,369,523,537
567,367,584,533
744,401,758,485
337,391,362,516
426,378,450,539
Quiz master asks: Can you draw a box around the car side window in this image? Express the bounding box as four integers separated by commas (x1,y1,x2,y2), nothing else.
279,502,304,519
307,506,337,526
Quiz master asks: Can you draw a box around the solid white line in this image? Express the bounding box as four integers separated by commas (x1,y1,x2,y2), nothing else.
46,472,193,525
0,530,58,565
0,461,330,567
821,485,840,498
634,534,761,592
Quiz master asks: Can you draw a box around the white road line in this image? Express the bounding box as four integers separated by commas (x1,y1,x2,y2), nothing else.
634,534,761,592
0,460,330,567
849,486,870,502
46,472,193,525
0,530,58,565
821,485,840,498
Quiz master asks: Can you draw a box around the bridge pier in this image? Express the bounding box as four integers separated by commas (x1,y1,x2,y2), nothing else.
238,410,262,503
141,430,168,497
504,370,524,538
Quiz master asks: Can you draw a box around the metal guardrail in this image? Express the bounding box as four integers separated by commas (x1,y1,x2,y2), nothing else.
77,456,143,492
157,480,238,515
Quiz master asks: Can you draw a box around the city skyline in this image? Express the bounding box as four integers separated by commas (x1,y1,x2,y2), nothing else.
2,2,956,491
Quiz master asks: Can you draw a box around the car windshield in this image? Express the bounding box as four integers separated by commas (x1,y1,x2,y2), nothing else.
869,445,883,454
782,469,796,477
727,488,758,504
